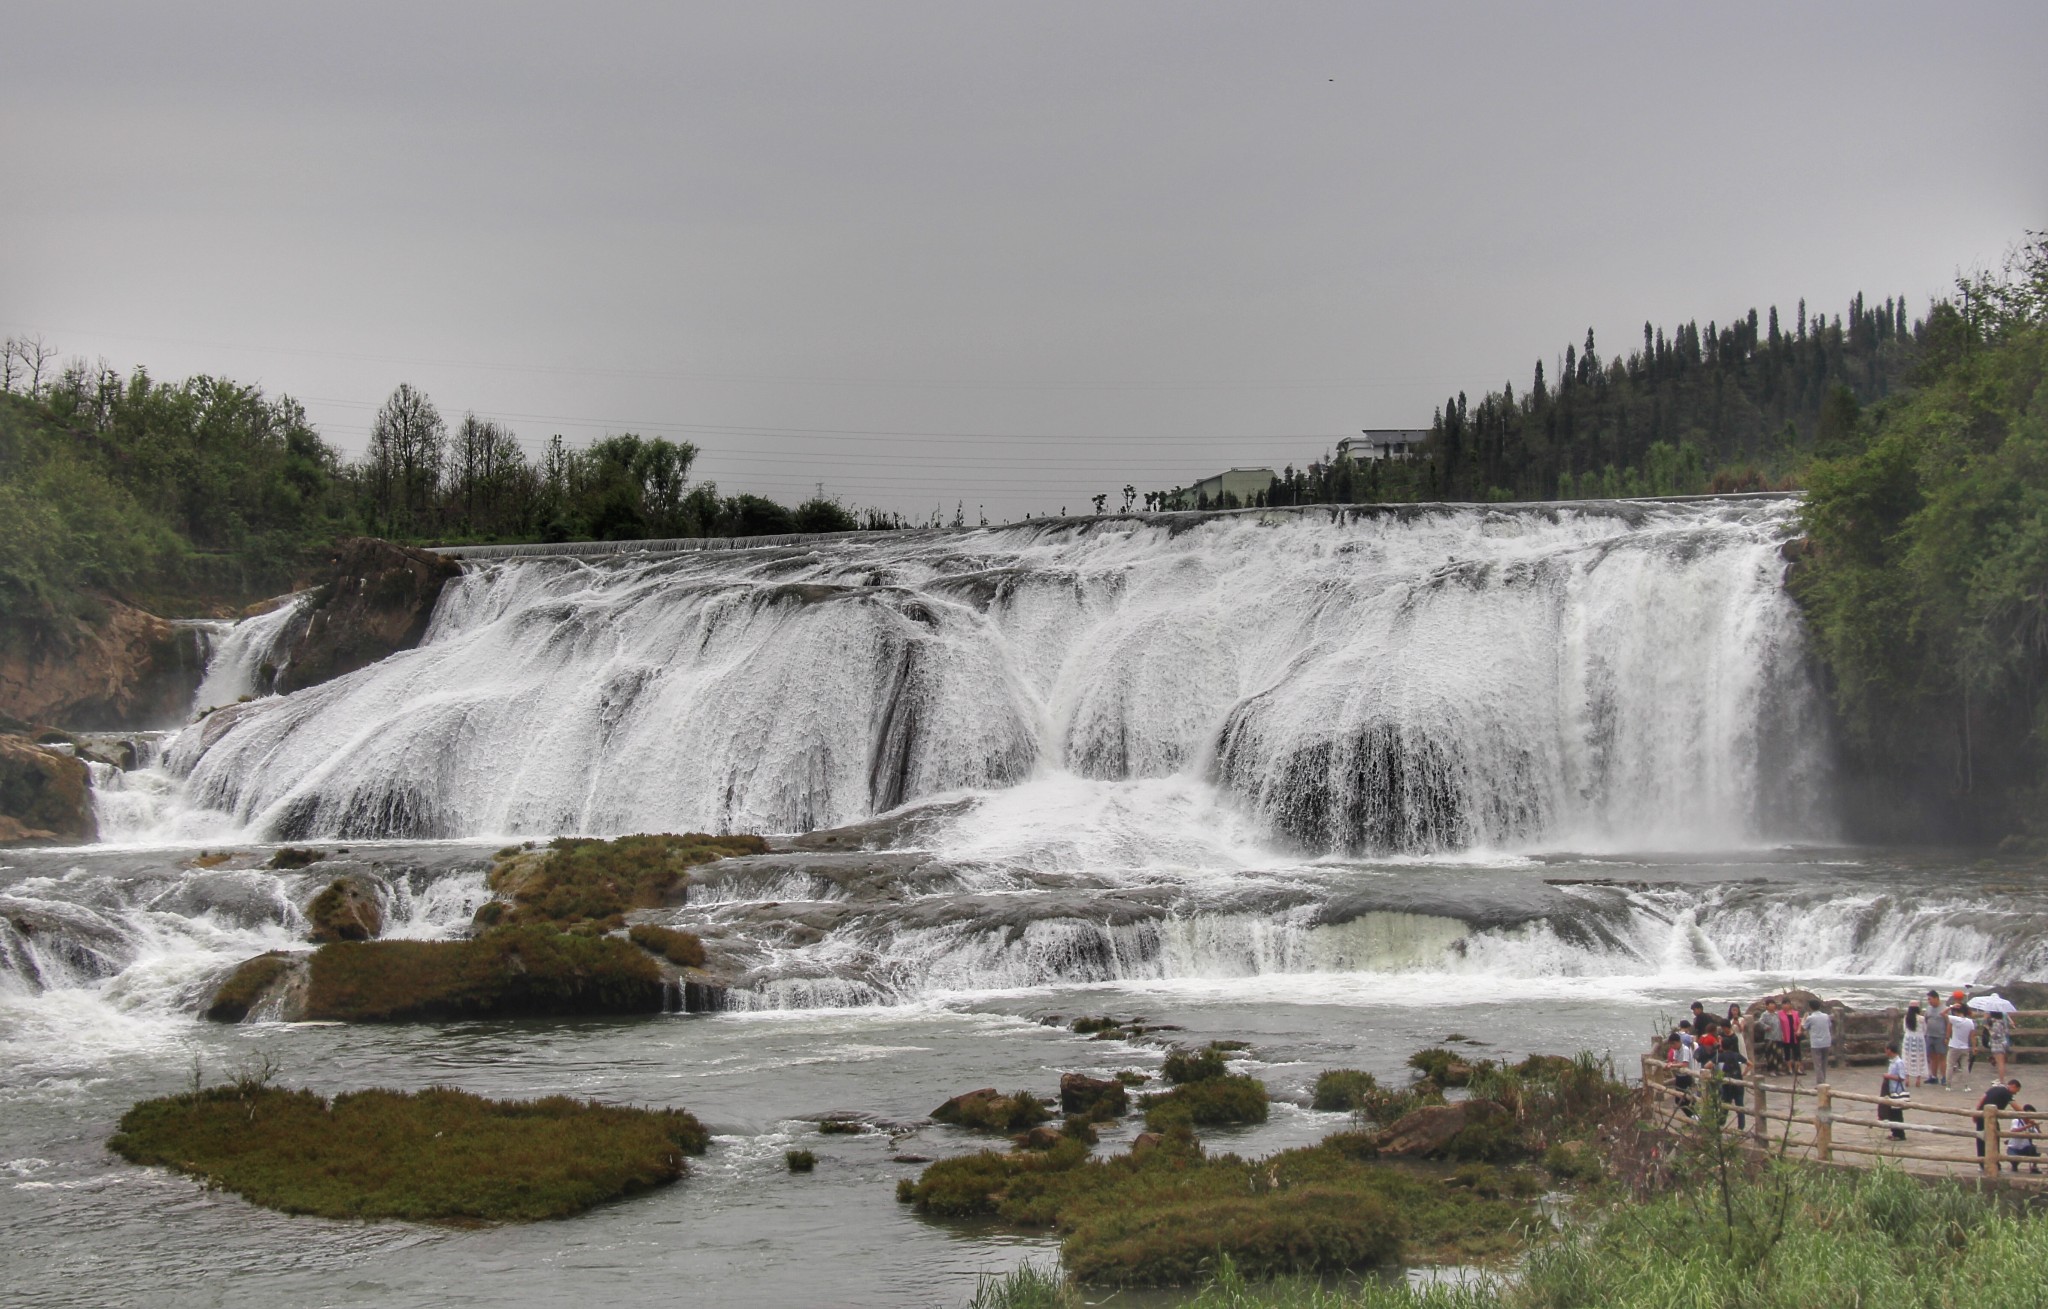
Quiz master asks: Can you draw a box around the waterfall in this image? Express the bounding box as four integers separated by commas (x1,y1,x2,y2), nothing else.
118,499,1828,852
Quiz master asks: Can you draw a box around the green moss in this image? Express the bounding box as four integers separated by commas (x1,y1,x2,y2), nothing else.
267,847,325,870
484,832,767,929
1142,1075,1269,1130
203,952,294,1023
817,1119,865,1135
108,1083,706,1223
305,876,381,943
304,926,663,1022
627,923,706,968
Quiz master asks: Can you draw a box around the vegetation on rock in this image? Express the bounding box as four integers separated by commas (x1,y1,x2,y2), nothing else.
1141,1075,1269,1131
627,923,707,968
933,1088,1053,1134
482,832,766,930
304,927,664,1022
786,1149,817,1172
906,1133,1524,1287
109,1080,706,1223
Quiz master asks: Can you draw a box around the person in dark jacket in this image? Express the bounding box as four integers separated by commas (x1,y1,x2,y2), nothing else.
1977,1078,2021,1159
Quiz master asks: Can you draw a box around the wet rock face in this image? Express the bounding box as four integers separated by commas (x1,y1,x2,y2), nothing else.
0,735,98,844
0,602,207,730
272,538,462,695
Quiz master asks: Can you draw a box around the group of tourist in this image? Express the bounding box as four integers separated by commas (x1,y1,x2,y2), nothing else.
1896,989,2015,1088
1656,988,2040,1174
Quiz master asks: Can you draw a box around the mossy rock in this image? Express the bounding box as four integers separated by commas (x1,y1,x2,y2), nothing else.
306,875,383,943
627,923,705,968
304,927,664,1022
204,952,299,1022
1059,1073,1129,1119
932,1088,1052,1133
481,832,767,929
109,1083,706,1223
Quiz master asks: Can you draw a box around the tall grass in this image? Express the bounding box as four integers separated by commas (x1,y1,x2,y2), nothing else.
964,1165,2048,1308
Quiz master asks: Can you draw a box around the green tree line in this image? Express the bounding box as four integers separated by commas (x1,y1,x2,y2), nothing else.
0,359,894,646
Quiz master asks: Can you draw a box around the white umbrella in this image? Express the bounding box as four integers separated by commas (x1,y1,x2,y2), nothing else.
1968,994,2018,1014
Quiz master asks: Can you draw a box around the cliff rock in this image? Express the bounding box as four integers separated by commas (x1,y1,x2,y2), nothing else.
0,601,207,729
272,538,462,694
0,735,98,844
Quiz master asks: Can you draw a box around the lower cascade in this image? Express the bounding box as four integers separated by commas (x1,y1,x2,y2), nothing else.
113,498,1830,853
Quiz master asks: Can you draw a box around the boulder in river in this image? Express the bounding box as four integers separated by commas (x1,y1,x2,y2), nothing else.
1373,1100,1508,1158
306,875,384,943
0,734,98,844
1059,1072,1129,1118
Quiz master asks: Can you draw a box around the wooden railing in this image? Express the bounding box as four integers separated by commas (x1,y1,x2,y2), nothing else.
1639,1054,2048,1181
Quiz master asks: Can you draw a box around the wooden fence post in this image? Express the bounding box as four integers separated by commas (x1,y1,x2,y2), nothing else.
1815,1084,1833,1162
1985,1110,2002,1179
1750,1074,1767,1142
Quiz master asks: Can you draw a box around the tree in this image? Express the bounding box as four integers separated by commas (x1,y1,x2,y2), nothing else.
366,384,446,534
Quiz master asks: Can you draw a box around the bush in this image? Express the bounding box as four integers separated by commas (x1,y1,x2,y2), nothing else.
1143,1075,1269,1131
786,1149,816,1172
1162,1044,1232,1085
1312,1069,1380,1112
627,923,706,968
817,1119,865,1135
304,926,664,1021
108,1083,706,1222
203,952,295,1023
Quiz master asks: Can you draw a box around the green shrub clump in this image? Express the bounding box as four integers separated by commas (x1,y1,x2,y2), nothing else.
108,1083,707,1223
786,1149,817,1172
1143,1074,1269,1131
627,923,706,968
305,926,664,1021
203,952,295,1023
904,1134,1526,1287
484,832,767,929
933,1089,1053,1133
1311,1069,1380,1112
1161,1041,1248,1085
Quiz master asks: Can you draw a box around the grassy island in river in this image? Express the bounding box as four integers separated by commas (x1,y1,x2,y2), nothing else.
109,1082,708,1223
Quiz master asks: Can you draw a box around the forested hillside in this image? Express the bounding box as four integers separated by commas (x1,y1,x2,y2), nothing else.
1794,236,2047,841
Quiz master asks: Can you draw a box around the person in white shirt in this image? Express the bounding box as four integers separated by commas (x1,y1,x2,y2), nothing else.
1805,1000,1835,1084
1948,1006,1977,1086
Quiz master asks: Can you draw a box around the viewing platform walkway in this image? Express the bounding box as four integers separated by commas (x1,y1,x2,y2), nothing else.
1643,1055,2048,1187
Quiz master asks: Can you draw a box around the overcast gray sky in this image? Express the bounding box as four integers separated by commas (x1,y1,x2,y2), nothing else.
3,2,2043,521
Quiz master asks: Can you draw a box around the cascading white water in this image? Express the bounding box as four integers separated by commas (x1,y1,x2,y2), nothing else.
130,499,1831,854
